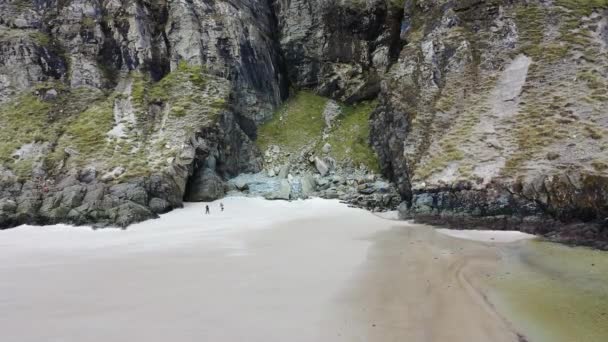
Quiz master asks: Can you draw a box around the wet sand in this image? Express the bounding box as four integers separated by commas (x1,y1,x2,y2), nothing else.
0,197,606,341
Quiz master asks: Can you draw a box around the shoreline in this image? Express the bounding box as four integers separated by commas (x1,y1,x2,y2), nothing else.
1,197,607,341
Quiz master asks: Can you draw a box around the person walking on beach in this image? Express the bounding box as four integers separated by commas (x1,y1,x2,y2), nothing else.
205,205,210,215
220,203,224,212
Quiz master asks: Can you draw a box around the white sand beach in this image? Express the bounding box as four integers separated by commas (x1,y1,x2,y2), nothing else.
0,197,535,342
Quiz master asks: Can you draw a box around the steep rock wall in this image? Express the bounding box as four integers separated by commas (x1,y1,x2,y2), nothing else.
369,0,608,248
0,0,282,227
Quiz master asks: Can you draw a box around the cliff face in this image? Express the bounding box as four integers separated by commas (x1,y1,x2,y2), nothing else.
1,0,608,247
0,0,285,226
369,0,608,248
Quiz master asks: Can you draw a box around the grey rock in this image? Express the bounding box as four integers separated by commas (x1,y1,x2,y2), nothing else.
83,184,105,203
149,198,171,214
301,173,316,197
60,185,86,208
316,178,330,190
109,202,157,228
184,168,225,202
78,168,97,184
331,175,345,185
265,179,291,200
278,164,290,179
42,89,58,101
234,179,250,191
358,187,376,195
314,157,330,176
109,182,149,206
324,189,340,199
322,143,332,154
101,167,125,182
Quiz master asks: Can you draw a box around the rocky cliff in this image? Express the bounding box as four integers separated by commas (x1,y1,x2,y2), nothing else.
1,0,608,248
369,0,608,249
0,0,285,226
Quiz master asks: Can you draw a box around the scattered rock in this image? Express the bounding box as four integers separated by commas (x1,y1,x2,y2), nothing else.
322,143,332,154
234,179,249,191
301,173,316,197
42,89,58,101
314,157,330,176
278,164,290,179
101,167,125,182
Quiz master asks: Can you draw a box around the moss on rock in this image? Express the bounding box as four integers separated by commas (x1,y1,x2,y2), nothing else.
257,91,327,153
257,91,380,171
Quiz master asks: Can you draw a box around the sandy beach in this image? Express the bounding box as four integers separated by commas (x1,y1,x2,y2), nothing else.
0,197,605,342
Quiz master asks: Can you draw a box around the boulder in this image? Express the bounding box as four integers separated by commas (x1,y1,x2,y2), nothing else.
301,173,317,197
324,189,340,199
149,197,171,214
265,179,291,200
398,201,411,220
358,187,376,195
109,202,157,227
0,199,17,213
109,182,148,206
101,166,125,182
322,143,332,154
278,164,290,179
42,88,58,101
314,157,330,176
234,179,250,191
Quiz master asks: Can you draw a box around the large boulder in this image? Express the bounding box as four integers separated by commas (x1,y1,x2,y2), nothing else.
301,173,317,197
265,179,291,200
314,157,330,176
184,168,226,202
109,202,157,228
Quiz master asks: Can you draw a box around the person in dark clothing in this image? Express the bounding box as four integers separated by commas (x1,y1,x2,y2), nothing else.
220,203,224,212
205,205,210,215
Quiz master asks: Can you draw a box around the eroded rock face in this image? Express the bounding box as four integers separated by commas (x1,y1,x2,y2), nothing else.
365,1,608,248
184,168,225,202
0,0,279,227
273,0,403,102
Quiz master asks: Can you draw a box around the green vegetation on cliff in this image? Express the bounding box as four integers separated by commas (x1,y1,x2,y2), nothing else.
0,63,229,180
556,0,608,15
257,91,327,152
325,101,380,172
257,91,380,171
0,84,107,178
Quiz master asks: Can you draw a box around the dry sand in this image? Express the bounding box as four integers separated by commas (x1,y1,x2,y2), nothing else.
0,197,531,342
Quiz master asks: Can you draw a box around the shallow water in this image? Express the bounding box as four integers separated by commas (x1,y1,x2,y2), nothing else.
487,240,608,342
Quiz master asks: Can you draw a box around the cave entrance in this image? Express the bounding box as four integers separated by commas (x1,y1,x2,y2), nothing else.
183,149,226,203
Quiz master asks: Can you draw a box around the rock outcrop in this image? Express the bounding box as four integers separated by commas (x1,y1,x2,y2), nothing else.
367,1,608,249
0,0,279,227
